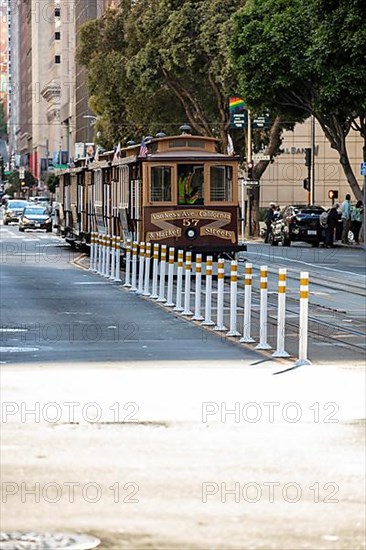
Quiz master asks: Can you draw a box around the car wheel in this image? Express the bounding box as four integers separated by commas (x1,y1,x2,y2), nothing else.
19,226,24,232
3,219,8,225
46,226,52,233
311,241,320,247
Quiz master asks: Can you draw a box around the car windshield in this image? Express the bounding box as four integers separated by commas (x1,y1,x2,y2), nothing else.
294,206,324,214
24,207,48,215
8,201,28,209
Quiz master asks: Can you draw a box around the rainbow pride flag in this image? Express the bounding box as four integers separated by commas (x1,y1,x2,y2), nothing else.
229,97,245,111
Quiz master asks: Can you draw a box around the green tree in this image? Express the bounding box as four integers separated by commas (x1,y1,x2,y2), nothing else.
77,0,250,149
47,174,59,194
232,0,366,200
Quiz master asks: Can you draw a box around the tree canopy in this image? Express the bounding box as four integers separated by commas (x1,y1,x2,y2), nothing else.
232,0,366,199
77,0,250,150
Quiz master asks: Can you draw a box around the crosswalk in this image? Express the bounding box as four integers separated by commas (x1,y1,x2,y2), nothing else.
0,227,63,241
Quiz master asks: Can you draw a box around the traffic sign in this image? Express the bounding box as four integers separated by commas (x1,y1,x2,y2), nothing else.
252,154,270,161
230,112,248,129
360,162,366,176
239,179,259,186
252,113,270,129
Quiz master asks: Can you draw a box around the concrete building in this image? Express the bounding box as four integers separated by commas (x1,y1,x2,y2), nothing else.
260,118,363,208
7,0,116,177
0,0,8,119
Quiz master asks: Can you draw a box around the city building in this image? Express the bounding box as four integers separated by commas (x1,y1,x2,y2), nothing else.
0,0,8,117
259,118,363,208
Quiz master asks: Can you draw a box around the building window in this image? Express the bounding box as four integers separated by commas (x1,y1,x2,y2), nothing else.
55,55,61,64
55,7,60,17
210,166,233,201
150,166,172,202
55,32,61,40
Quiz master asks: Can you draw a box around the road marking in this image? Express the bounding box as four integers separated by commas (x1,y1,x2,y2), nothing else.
0,328,28,333
0,346,40,353
245,250,366,278
73,282,110,285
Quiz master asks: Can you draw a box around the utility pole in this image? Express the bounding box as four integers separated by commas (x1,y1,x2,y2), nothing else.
311,115,316,205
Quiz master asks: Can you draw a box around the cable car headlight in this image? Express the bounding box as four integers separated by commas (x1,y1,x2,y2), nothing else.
185,227,198,240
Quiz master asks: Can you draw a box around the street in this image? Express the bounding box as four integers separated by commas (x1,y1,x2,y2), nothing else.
1,223,365,550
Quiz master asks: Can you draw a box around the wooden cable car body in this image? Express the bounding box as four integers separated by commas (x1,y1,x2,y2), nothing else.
56,134,246,257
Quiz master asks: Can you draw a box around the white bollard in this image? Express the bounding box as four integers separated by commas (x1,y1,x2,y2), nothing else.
109,235,116,280
96,234,101,274
202,256,215,326
240,263,255,343
103,235,110,277
130,241,138,291
192,254,204,321
157,245,167,302
92,232,98,272
98,234,102,275
123,240,132,287
272,268,290,358
114,236,122,282
165,247,175,307
102,235,109,277
182,251,193,316
142,242,152,296
173,249,184,312
89,232,95,271
136,242,145,295
214,258,227,331
150,243,160,299
256,266,272,350
227,260,240,336
295,272,312,367
99,234,106,275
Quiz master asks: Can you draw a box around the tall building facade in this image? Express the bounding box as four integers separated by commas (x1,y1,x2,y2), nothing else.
0,0,8,119
7,0,115,178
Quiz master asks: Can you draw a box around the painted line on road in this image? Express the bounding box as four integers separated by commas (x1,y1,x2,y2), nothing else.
71,253,89,272
245,250,366,279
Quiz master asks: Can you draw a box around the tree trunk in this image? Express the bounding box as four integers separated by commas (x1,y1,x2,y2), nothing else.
250,116,284,236
316,114,363,201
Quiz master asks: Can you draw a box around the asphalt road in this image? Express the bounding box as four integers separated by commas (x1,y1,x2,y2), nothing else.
1,223,365,550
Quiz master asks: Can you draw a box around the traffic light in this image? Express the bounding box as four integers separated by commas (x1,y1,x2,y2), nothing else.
303,177,310,191
328,190,338,200
304,148,311,167
247,161,254,180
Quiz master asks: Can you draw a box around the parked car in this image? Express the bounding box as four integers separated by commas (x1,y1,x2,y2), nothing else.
270,205,326,247
29,196,50,205
19,205,53,232
3,199,29,225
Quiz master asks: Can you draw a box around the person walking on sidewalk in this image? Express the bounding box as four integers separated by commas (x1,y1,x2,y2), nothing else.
325,203,340,247
264,202,276,243
350,200,363,245
341,194,351,244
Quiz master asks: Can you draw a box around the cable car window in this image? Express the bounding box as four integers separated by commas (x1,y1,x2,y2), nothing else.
187,140,204,148
151,166,172,202
178,164,204,205
210,166,233,201
169,140,185,148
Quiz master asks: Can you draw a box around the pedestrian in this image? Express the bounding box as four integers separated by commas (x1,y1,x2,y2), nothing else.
264,202,276,243
325,203,340,247
341,194,351,244
350,200,363,245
